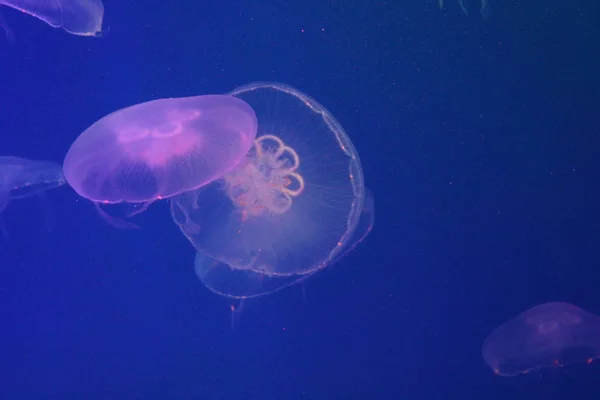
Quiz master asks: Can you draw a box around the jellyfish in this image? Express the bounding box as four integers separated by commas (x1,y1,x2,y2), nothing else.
171,82,373,299
0,156,66,237
439,0,491,18
0,0,104,37
482,302,600,376
63,94,257,228
192,190,374,299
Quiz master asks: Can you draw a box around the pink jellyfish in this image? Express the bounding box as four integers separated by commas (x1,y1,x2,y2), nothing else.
171,82,373,299
63,95,257,228
0,0,104,37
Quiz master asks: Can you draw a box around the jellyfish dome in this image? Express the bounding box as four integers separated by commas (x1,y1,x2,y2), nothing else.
171,82,371,298
482,302,600,376
0,0,105,36
63,95,258,205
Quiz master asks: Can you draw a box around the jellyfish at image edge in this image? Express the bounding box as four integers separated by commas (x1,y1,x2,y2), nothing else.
0,156,66,237
171,82,374,298
0,0,104,37
63,95,257,228
482,302,600,376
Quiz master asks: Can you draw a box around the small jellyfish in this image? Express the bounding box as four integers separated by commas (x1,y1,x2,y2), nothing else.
0,0,104,36
171,82,373,298
63,95,257,228
482,302,600,376
0,156,66,237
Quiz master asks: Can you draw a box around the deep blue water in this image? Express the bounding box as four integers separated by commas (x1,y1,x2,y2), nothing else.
1,0,599,399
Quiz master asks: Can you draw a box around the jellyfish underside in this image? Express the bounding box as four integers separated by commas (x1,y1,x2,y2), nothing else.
0,11,15,44
193,140,373,298
482,302,600,376
171,133,307,269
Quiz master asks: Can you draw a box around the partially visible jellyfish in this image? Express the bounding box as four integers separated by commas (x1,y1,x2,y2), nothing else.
0,156,66,237
63,95,257,228
439,0,491,18
192,190,374,299
0,0,104,37
171,82,373,299
482,302,600,376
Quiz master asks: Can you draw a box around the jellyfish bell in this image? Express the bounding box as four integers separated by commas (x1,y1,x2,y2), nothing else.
0,11,15,44
63,94,257,228
0,0,104,37
171,81,372,295
192,189,374,300
482,302,600,377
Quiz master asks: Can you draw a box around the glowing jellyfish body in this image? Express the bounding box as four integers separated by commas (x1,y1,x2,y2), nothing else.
0,156,66,236
171,82,374,298
0,0,104,36
482,302,600,376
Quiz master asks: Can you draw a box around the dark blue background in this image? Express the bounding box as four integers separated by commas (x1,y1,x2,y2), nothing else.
1,0,599,398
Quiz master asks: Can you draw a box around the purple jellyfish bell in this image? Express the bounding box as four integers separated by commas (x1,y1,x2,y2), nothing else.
63,94,257,229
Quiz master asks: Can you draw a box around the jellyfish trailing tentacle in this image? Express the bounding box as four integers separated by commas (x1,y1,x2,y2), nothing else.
0,11,15,44
171,82,373,299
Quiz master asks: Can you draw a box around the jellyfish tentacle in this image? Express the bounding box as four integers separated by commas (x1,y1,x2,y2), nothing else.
481,0,492,18
0,12,15,45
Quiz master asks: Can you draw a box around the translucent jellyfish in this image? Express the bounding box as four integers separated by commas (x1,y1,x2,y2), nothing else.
0,0,104,36
63,95,257,228
0,156,66,236
439,0,491,18
193,190,374,299
171,82,373,298
482,302,600,376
